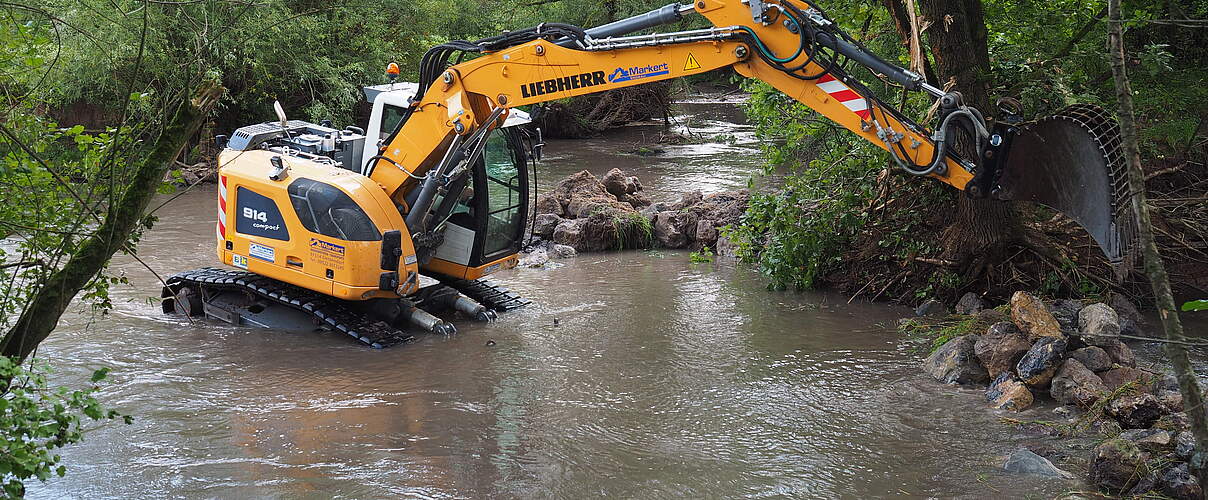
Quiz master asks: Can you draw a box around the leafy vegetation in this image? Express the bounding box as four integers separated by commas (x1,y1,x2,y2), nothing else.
0,360,127,497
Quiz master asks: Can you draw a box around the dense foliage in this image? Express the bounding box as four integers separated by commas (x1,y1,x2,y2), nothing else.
729,0,1208,299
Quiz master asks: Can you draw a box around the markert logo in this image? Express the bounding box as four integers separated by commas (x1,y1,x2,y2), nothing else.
520,71,606,98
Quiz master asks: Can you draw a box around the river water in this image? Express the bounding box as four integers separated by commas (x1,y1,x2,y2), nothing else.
29,100,1089,498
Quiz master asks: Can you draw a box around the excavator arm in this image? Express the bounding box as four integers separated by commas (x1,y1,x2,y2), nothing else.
372,0,1131,264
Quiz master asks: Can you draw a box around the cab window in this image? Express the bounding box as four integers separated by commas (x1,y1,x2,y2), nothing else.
287,178,381,241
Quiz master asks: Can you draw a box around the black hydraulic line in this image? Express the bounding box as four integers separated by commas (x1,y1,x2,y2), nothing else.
813,32,923,91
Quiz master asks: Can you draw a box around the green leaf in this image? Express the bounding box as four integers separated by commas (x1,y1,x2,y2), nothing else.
90,367,110,382
1182,300,1208,312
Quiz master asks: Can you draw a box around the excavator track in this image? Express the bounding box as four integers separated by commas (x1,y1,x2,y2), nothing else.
161,267,414,348
438,277,531,312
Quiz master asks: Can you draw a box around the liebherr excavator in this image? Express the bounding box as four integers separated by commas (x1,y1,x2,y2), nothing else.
162,0,1131,347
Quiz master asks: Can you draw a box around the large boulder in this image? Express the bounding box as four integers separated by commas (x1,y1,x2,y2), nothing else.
552,219,586,250
1002,448,1074,479
1107,393,1166,429
915,299,946,317
1088,438,1146,493
551,170,613,204
1016,337,1068,388
974,322,1031,378
1101,339,1137,367
1108,293,1147,337
653,211,692,249
955,292,985,315
1011,291,1063,341
534,193,563,216
567,196,633,219
601,168,637,198
922,335,990,385
685,190,749,228
533,213,564,238
695,219,718,246
1079,303,1122,346
1068,346,1113,373
1047,298,1084,335
1050,358,1108,406
986,373,1034,411
1120,428,1173,453
1160,463,1203,500
1100,366,1155,393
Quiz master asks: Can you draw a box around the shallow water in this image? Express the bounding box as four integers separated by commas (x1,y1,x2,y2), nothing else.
26,100,1113,498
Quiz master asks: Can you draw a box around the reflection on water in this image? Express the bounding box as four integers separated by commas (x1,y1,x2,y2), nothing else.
28,101,1080,499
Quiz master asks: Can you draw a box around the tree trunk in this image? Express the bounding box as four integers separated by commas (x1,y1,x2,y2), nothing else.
0,80,224,361
918,0,1023,270
1108,0,1208,485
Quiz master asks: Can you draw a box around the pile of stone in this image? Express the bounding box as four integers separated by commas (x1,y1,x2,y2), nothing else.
530,168,747,253
920,291,1200,498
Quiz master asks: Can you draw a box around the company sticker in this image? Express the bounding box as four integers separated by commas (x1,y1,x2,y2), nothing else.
249,242,275,263
232,254,248,269
309,238,346,270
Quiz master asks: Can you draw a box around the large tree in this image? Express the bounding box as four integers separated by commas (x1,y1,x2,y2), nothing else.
916,0,1025,277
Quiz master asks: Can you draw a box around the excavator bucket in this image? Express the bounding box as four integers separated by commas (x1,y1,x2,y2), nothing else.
992,104,1134,266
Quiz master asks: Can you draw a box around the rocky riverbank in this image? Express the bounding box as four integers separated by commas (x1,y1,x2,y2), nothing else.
913,291,1202,498
528,168,748,254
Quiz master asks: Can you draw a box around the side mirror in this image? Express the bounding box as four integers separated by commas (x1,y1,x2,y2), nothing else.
214,134,229,149
380,230,402,270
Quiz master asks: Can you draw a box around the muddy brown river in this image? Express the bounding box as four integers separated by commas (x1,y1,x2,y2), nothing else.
26,101,1122,498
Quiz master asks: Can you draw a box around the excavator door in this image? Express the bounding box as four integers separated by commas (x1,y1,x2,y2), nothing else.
424,126,530,280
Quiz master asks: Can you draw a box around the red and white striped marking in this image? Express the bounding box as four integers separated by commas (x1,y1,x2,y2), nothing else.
816,74,870,120
217,174,228,240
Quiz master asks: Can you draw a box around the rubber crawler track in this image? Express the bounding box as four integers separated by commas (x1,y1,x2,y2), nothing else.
161,267,413,348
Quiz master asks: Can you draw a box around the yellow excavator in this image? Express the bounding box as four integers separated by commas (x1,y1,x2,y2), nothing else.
162,0,1131,347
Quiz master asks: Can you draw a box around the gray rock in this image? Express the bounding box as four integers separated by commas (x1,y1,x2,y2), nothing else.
1107,393,1165,429
1048,298,1084,335
1108,293,1145,326
519,249,550,268
915,299,946,317
1160,463,1203,500
1120,428,1173,452
695,219,718,245
986,373,1034,411
1079,303,1122,346
549,244,577,259
1069,346,1113,372
1156,412,1190,433
552,220,585,250
1050,358,1108,407
921,335,989,386
955,292,985,315
1176,431,1196,460
1002,448,1075,479
1153,373,1180,394
1158,390,1184,413
975,322,1031,379
534,193,563,216
1101,339,1136,367
533,213,564,238
653,212,689,249
1088,438,1146,493
1016,337,1067,388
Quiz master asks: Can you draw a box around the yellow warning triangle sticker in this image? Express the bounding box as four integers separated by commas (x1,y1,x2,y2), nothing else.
684,53,702,71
